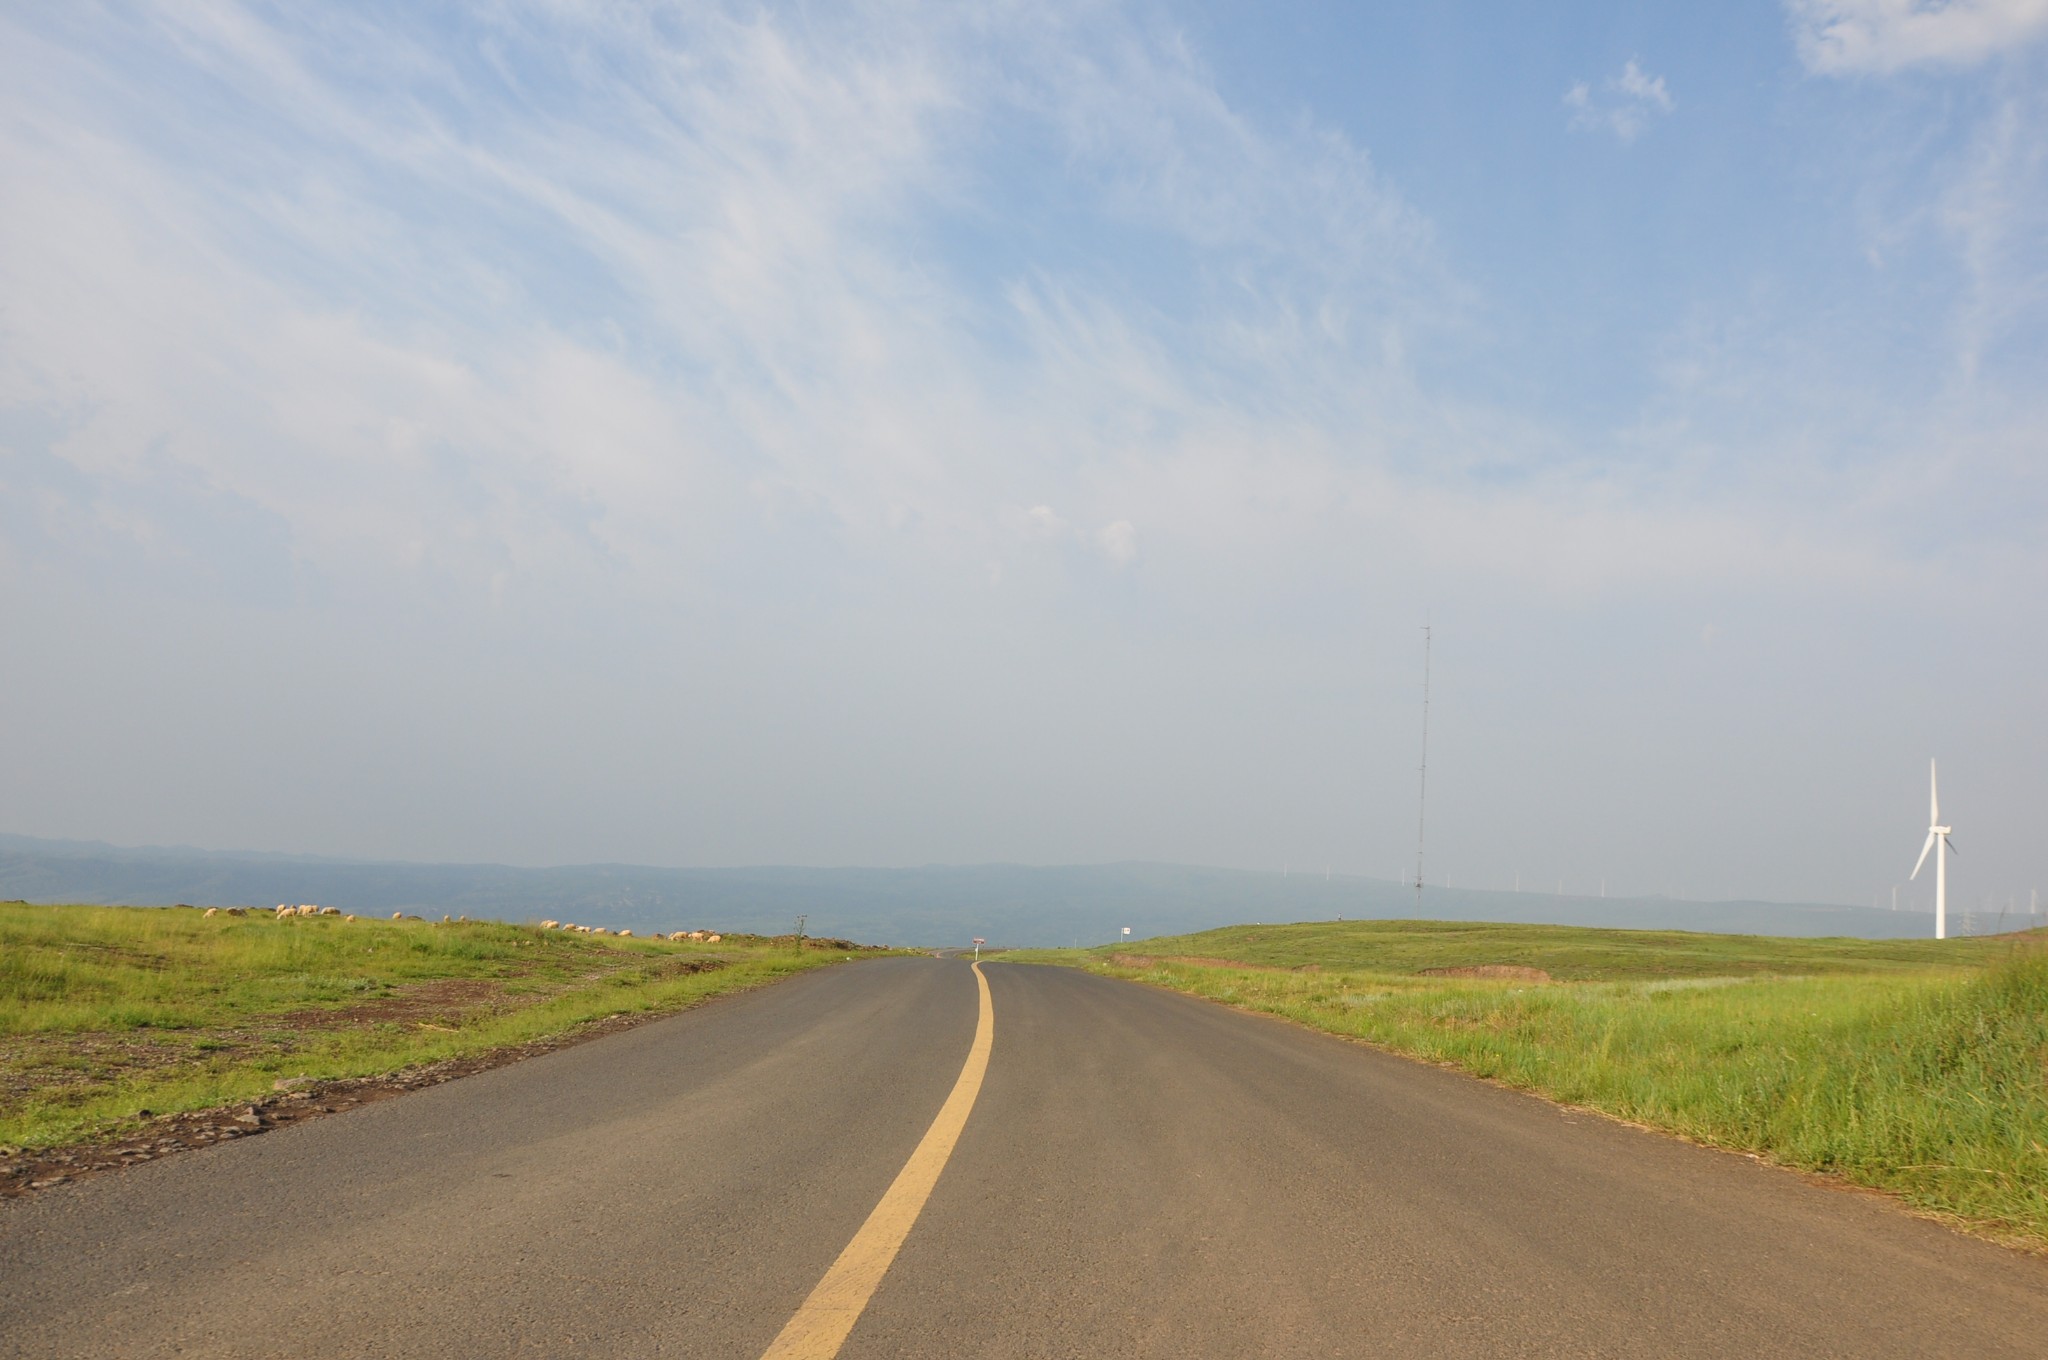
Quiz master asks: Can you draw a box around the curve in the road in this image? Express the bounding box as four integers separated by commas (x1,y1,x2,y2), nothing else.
761,961,994,1360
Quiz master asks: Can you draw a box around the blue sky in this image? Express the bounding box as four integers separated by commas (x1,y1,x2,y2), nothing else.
2,1,2044,912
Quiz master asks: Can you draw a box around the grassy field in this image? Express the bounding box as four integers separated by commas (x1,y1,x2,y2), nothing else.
1013,919,2048,1252
1089,917,2009,978
1,902,871,1151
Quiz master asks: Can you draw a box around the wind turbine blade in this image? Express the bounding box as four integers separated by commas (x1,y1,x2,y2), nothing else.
1911,831,1936,880
1944,835,1958,857
1930,759,1939,823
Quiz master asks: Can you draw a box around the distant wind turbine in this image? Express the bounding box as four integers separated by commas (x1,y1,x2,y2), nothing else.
1909,759,1958,940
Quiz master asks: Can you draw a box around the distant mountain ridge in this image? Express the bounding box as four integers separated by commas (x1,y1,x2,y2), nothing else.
0,832,1959,947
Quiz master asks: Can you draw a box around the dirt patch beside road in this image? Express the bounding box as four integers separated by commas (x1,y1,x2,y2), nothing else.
273,976,515,1031
0,996,715,1199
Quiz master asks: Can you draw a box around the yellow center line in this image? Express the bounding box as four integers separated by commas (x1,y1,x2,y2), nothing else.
759,961,996,1360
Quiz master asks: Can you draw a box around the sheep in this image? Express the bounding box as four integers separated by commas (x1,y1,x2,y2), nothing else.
706,933,722,944
203,907,219,918
687,930,707,942
540,920,560,930
344,914,357,922
320,907,341,916
275,905,293,919
618,929,634,938
392,912,404,920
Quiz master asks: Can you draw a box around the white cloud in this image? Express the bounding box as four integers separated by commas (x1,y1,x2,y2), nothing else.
0,0,2023,633
1790,0,2048,73
1564,60,1675,144
1936,82,2048,379
1017,505,1072,540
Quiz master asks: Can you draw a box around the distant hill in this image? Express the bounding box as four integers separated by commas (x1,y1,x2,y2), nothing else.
0,832,1979,947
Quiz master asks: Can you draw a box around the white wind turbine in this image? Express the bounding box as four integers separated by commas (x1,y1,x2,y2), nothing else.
1909,759,1957,940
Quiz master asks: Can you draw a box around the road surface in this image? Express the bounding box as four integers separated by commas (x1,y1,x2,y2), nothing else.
4,958,2045,1357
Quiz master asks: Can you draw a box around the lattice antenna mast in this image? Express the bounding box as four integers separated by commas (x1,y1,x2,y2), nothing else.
1415,623,1431,904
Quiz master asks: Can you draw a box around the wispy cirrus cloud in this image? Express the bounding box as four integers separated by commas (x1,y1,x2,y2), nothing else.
5,1,2037,638
1790,0,2048,73
2,0,1956,634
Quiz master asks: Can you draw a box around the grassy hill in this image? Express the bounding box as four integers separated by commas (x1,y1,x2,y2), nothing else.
0,902,876,1155
1015,920,2048,1253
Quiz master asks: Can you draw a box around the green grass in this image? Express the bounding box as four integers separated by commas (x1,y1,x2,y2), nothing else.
1,902,874,1150
1073,916,2014,978
1014,919,2048,1252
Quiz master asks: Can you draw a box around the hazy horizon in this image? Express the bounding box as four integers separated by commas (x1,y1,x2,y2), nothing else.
14,831,2032,948
3,3,2043,915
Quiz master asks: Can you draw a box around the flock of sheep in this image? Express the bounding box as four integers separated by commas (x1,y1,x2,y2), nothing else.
195,904,723,943
197,904,396,921
538,920,722,943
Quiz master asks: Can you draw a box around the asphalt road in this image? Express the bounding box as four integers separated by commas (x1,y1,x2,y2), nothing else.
4,958,2045,1357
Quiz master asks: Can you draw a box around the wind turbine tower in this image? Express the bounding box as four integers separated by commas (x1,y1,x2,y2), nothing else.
1414,624,1431,905
1909,759,1958,940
